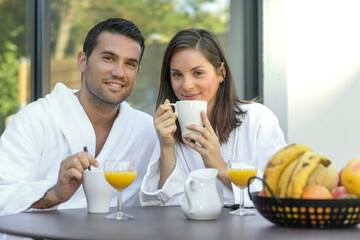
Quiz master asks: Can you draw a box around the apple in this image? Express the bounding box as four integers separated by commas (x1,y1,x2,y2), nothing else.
331,186,348,199
338,168,344,186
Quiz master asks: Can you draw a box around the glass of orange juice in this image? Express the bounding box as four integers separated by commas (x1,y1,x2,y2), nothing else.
103,160,137,220
227,159,257,216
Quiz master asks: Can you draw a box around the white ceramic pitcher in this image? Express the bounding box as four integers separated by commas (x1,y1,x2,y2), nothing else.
181,168,222,220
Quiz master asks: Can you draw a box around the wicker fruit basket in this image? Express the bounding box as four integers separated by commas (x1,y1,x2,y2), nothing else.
248,177,360,229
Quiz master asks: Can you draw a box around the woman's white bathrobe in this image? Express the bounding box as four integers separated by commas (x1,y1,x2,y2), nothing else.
0,83,160,216
140,103,286,207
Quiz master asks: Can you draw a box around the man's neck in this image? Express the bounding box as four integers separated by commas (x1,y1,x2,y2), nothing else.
74,91,120,156
74,91,120,126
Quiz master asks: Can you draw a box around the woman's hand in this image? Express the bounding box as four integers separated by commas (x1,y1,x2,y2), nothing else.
183,111,231,188
154,99,178,189
153,99,177,147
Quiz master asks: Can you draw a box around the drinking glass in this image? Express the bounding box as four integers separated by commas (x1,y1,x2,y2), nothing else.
103,160,137,220
227,159,257,216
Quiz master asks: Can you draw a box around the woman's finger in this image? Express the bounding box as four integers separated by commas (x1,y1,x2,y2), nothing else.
183,138,204,153
201,111,216,135
185,123,211,140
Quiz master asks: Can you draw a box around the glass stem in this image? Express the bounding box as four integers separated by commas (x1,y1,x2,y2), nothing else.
239,188,244,212
117,191,122,213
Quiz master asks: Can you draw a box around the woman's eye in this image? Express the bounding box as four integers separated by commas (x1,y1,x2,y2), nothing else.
172,72,182,78
194,71,203,77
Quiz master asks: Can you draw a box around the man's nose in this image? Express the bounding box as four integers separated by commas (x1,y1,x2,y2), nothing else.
112,62,125,78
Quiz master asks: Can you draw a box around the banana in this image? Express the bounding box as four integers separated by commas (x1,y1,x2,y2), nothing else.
286,152,330,198
277,159,299,198
263,143,312,197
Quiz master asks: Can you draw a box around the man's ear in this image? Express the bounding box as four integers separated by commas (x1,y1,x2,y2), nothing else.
137,66,141,75
77,51,87,72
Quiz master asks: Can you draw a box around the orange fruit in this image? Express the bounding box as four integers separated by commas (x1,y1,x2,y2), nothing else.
302,185,333,199
342,158,360,197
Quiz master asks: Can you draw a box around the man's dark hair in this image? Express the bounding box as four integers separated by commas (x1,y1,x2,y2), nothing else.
83,18,145,64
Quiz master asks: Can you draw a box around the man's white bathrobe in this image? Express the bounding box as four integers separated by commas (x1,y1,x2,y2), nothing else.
140,103,286,207
0,83,160,216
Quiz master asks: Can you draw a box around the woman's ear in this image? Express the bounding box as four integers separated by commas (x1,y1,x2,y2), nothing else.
77,51,87,72
220,62,226,78
219,62,226,83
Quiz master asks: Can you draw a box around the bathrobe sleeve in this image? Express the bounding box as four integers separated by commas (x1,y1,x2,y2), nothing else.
140,149,187,206
0,102,59,216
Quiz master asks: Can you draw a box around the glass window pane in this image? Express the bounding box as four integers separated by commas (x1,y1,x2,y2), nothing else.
0,0,31,135
50,0,230,115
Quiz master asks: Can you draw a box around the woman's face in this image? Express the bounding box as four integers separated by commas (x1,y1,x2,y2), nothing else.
169,48,224,113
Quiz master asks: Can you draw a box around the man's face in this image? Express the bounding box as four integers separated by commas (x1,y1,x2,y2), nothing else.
79,32,141,106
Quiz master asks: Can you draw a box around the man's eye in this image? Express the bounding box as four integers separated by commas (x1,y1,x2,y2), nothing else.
126,62,137,68
104,56,113,61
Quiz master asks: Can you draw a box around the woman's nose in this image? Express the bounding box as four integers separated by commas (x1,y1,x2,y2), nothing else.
181,76,194,90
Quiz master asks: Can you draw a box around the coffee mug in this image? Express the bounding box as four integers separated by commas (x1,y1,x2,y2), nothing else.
82,170,114,213
168,100,207,135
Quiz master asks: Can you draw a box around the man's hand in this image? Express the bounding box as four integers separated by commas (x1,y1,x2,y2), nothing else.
31,151,99,209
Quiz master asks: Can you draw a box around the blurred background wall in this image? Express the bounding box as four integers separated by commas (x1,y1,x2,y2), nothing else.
263,0,360,168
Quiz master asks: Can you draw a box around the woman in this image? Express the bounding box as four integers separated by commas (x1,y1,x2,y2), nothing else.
140,29,286,207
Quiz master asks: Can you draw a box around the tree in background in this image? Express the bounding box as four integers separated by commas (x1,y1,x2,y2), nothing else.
0,42,19,133
51,0,228,60
0,0,26,133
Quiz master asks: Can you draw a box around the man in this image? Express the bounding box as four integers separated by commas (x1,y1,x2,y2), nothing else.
0,18,159,215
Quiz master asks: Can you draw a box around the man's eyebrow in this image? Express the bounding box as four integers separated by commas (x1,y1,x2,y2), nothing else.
100,51,139,64
127,58,139,64
100,50,116,56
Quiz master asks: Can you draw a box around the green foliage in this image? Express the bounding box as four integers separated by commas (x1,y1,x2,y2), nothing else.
0,41,19,133
0,0,27,57
0,0,25,134
50,0,228,58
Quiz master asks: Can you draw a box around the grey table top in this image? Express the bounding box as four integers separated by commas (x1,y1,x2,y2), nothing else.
0,206,359,240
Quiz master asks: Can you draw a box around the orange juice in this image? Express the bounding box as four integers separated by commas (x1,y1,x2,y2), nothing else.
104,171,137,191
227,169,257,189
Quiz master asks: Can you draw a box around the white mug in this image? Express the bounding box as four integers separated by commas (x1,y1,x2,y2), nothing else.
82,170,114,213
168,100,207,135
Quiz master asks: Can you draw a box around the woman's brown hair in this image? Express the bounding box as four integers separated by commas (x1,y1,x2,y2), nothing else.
157,29,254,144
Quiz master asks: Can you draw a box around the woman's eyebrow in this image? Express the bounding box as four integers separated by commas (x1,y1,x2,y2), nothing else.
190,66,202,71
170,66,202,72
